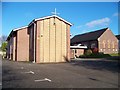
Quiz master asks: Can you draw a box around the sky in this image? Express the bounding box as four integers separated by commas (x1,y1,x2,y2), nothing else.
2,2,119,38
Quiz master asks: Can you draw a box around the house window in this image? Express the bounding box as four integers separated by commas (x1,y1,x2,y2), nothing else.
102,40,105,48
107,40,110,48
75,49,77,53
112,42,115,48
113,49,115,51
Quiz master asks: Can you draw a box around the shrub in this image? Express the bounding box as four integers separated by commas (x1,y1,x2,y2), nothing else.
85,49,92,56
93,47,98,53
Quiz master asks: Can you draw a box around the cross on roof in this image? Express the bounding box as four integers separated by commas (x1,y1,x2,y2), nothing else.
51,8,60,16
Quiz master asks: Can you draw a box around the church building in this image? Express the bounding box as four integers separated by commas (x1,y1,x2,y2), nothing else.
6,14,72,63
71,28,118,55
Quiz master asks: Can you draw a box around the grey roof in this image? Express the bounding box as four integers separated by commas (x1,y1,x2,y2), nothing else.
71,28,108,44
116,35,120,40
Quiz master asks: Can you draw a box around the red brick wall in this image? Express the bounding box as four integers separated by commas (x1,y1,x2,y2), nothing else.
66,24,70,61
16,28,29,61
98,29,118,54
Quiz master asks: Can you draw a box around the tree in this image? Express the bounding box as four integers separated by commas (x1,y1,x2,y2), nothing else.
1,42,7,52
0,35,7,46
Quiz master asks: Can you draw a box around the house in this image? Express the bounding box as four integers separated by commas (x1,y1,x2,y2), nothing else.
6,15,72,63
71,28,118,55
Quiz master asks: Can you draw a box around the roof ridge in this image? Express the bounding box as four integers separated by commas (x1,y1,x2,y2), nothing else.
75,27,108,36
28,15,72,26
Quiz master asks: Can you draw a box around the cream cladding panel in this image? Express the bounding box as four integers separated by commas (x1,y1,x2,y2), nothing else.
55,18,62,62
43,19,50,62
40,20,44,62
49,18,56,62
61,22,66,62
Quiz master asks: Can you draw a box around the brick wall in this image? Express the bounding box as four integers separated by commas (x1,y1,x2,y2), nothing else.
16,28,29,61
98,29,118,54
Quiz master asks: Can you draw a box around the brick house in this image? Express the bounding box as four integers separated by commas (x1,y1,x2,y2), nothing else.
6,15,72,63
71,28,118,54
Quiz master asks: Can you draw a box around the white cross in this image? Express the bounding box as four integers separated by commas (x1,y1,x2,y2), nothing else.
51,8,60,15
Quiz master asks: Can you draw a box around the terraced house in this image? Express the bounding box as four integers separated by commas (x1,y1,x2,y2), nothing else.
6,15,72,63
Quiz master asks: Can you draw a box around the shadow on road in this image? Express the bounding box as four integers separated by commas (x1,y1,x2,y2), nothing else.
70,59,119,73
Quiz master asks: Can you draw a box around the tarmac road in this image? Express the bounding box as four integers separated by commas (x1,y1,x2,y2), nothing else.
2,58,119,88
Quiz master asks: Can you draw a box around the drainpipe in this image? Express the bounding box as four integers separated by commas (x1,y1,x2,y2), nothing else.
33,22,36,63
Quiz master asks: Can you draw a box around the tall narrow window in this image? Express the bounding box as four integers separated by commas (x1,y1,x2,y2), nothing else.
112,41,115,48
103,40,105,48
75,49,77,53
107,40,110,48
112,42,115,48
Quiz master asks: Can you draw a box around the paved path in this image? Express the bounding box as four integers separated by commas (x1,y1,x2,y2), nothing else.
2,58,119,88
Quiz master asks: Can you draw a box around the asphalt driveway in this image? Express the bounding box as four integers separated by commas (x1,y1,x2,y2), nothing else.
2,57,119,88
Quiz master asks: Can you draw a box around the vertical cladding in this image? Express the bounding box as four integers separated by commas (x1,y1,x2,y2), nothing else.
55,18,62,62
36,22,40,63
29,25,34,61
43,19,50,62
13,36,16,61
40,20,44,62
61,22,66,62
67,25,70,61
49,18,56,62
7,16,71,63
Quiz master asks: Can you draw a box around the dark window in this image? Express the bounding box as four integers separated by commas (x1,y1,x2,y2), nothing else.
75,49,77,53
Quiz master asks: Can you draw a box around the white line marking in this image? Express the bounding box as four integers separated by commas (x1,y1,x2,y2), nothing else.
22,71,34,74
21,67,24,69
35,78,51,82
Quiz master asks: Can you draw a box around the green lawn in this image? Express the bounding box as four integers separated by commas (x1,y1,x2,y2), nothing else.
109,53,120,56
79,53,119,58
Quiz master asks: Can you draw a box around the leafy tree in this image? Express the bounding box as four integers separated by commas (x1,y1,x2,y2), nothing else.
0,35,7,46
1,42,7,52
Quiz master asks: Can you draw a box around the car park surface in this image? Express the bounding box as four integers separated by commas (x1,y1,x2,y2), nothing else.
2,57,119,88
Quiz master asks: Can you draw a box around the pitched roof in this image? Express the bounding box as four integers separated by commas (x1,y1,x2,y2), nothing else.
71,28,108,44
13,26,28,31
6,26,28,41
116,35,120,40
28,15,72,26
